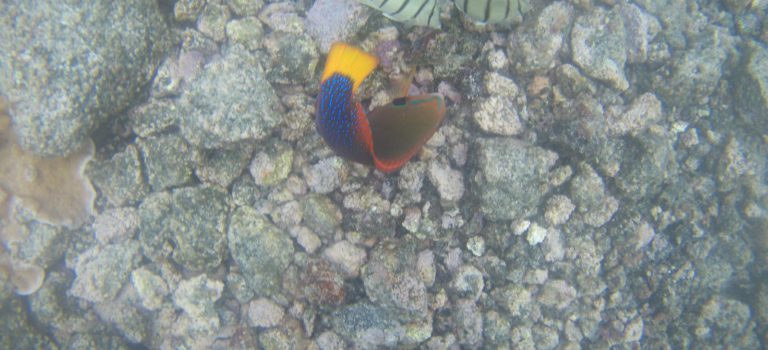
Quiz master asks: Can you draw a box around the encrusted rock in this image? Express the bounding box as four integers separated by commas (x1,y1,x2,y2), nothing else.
178,45,281,148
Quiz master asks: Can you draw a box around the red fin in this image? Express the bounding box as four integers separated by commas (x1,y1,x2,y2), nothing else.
367,94,446,173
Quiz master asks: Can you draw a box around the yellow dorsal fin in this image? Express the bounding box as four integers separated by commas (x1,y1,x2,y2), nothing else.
321,43,378,92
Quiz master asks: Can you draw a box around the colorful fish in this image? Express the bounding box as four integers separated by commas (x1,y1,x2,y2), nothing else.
315,43,446,173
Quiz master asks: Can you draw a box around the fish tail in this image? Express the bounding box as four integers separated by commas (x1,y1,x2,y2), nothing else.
321,43,378,92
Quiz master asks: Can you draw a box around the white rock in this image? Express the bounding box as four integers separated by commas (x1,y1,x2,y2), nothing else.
526,222,548,245
248,298,285,328
323,240,366,278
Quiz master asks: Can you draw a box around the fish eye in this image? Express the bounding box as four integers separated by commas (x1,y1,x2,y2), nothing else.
393,97,407,106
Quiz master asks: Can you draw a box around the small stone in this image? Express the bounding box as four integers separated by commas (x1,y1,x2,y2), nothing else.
450,265,484,301
69,241,142,303
301,194,342,237
330,302,404,348
526,222,548,246
466,236,486,257
362,242,428,320
131,267,168,311
570,163,619,227
294,226,322,254
300,259,345,306
263,32,319,84
571,7,629,91
607,93,662,136
304,157,347,194
509,2,574,74
454,299,482,347
473,96,524,136
137,133,196,191
195,143,254,188
227,0,264,16
250,141,294,187
174,0,206,21
196,1,230,42
258,3,304,34
173,274,224,318
416,250,436,287
226,17,264,51
178,45,281,148
315,331,345,350
474,138,558,221
86,145,148,206
633,221,655,251
544,195,575,226
305,0,370,52
248,298,285,328
427,160,464,203
624,317,643,343
537,279,577,309
512,219,531,236
323,240,366,278
92,207,139,244
228,206,294,296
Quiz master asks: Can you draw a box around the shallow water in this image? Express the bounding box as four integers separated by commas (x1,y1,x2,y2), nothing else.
1,1,767,349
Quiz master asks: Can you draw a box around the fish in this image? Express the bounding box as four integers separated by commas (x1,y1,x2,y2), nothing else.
357,0,532,27
454,0,531,24
356,0,442,28
315,43,446,173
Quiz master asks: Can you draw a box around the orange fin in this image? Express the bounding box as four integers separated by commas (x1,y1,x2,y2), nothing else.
368,94,446,173
321,43,379,92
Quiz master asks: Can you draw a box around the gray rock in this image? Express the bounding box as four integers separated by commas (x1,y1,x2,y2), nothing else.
484,310,512,348
695,296,759,348
263,32,319,84
226,17,265,51
615,129,678,201
93,300,149,344
473,96,524,136
532,324,560,350
228,0,264,16
130,267,168,311
92,207,139,245
173,274,223,319
323,240,367,278
196,143,254,188
138,133,197,191
543,195,575,226
174,0,206,22
304,157,347,194
454,299,482,348
305,0,370,52
449,265,484,302
0,0,170,156
656,27,735,106
249,140,295,187
734,41,768,132
570,163,618,227
247,298,285,328
0,298,58,349
139,186,229,271
300,194,342,237
509,1,574,74
87,145,149,207
228,206,294,296
427,160,464,204
474,138,558,221
619,3,663,64
330,302,405,348
571,7,629,91
196,1,230,42
178,45,281,148
128,99,180,136
69,241,142,303
361,241,428,321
